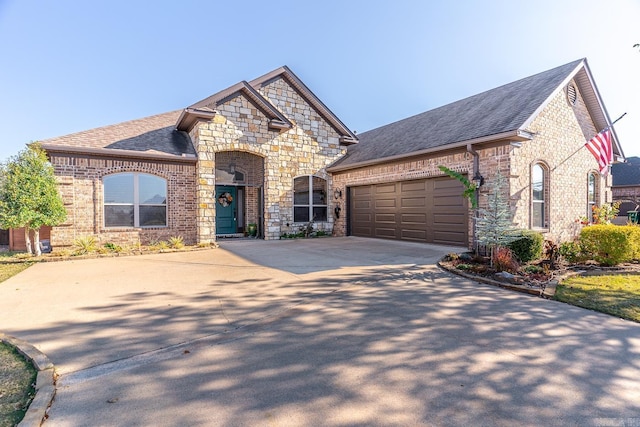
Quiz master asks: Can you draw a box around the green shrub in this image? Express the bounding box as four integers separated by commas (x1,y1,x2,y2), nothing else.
523,265,544,274
103,242,123,253
579,224,640,266
558,241,585,264
508,230,544,262
627,225,640,260
73,236,98,255
456,263,472,271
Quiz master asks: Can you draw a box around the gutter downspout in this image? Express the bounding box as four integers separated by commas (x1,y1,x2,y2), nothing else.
467,144,480,253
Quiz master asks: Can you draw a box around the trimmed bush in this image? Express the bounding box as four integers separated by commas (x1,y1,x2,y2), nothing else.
558,241,586,264
579,224,640,266
508,230,544,263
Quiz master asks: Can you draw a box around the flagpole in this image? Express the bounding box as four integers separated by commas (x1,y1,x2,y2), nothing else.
551,112,627,172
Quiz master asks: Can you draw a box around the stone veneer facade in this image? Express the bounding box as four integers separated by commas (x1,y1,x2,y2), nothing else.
48,152,197,248
332,80,610,246
190,76,346,242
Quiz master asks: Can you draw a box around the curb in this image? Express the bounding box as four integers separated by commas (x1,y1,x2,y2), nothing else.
0,244,220,264
437,261,556,298
0,333,55,427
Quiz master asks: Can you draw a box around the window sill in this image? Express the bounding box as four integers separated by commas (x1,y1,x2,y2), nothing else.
531,227,549,233
103,226,168,231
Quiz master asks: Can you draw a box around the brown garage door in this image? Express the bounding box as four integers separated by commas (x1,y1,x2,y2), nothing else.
349,177,468,246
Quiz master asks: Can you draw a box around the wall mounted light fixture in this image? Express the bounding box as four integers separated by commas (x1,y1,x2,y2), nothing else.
334,188,342,199
472,172,484,188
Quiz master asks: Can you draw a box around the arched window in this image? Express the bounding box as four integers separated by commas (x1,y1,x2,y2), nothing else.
104,173,167,227
588,172,598,222
531,163,547,229
293,176,327,222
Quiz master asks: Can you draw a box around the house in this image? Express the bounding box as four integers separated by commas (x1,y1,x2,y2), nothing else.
11,58,621,252
612,156,640,220
329,58,624,246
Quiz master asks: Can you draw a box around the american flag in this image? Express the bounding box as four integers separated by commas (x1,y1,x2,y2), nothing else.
585,129,613,175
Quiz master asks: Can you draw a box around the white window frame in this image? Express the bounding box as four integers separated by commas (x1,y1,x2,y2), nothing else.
587,172,598,222
293,175,327,223
531,163,548,230
103,173,167,228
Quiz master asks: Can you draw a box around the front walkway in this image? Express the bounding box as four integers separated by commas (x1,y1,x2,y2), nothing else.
1,237,639,426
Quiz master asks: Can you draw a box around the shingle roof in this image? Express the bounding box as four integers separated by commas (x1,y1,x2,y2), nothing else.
41,110,195,158
329,59,585,170
42,66,359,159
613,156,640,186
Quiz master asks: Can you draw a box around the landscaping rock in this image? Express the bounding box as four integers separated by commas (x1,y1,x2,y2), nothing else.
495,271,515,281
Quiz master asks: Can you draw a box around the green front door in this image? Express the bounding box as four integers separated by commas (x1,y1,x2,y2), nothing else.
216,186,237,234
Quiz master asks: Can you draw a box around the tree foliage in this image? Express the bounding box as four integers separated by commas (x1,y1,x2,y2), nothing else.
475,171,518,263
0,143,67,255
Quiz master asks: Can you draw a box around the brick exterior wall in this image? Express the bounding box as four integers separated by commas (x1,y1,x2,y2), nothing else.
48,153,197,248
331,149,476,245
508,81,609,242
192,76,346,242
42,74,609,249
332,80,610,247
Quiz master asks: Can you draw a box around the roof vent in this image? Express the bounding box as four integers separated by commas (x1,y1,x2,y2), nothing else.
567,84,577,106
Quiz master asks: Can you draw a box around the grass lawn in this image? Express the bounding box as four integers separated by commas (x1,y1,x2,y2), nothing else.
0,260,36,426
555,274,640,323
0,342,37,427
0,262,31,284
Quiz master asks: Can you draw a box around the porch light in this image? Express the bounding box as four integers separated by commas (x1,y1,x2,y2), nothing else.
334,188,342,199
472,171,484,188
229,163,236,174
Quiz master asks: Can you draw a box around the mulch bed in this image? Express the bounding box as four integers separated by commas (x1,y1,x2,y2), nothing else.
438,255,640,299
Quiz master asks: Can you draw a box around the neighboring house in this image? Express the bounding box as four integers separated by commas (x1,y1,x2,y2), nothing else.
612,156,640,219
8,58,622,251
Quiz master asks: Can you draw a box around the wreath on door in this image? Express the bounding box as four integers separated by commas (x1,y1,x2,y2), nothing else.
217,192,233,207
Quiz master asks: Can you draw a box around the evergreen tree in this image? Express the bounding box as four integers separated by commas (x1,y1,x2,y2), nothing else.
475,170,518,263
0,144,67,255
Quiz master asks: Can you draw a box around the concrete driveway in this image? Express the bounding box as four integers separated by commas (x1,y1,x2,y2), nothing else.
1,237,639,426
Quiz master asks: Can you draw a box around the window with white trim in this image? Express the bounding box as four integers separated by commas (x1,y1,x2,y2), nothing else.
293,176,327,222
531,163,547,229
588,172,598,222
104,173,167,227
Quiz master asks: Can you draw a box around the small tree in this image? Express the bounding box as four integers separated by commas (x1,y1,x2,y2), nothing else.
475,171,519,265
0,143,67,255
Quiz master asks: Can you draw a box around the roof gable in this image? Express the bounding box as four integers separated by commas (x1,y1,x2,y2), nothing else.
176,66,357,144
250,66,358,145
180,81,293,132
329,59,621,171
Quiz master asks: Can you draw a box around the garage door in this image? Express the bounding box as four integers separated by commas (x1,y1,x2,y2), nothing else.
349,177,468,246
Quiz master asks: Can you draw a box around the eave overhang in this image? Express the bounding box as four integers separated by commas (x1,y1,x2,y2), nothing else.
327,129,532,173
176,107,217,132
40,144,198,163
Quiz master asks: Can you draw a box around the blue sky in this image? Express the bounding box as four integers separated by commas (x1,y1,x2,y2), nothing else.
0,0,638,162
